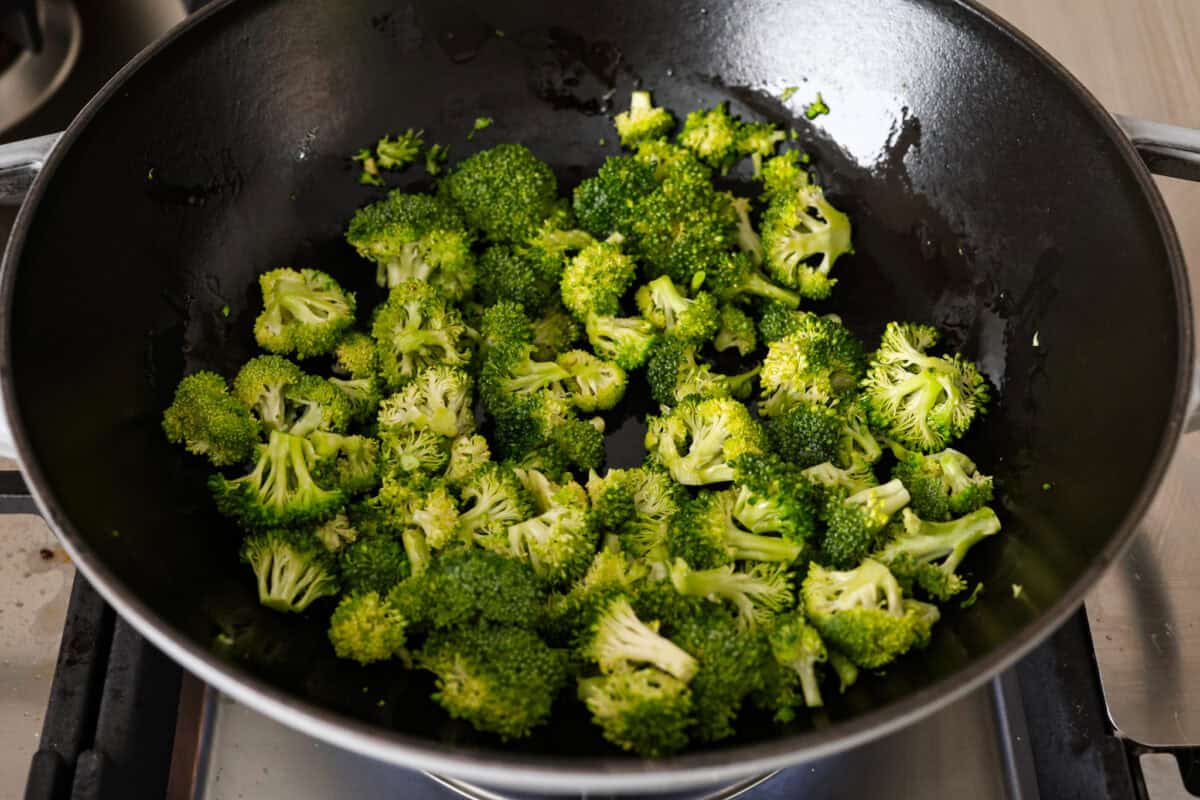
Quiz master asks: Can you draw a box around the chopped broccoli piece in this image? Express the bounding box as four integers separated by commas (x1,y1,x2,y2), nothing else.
309,430,381,495
669,559,792,629
762,610,828,717
645,397,764,486
582,596,698,681
442,143,557,242
614,90,675,147
759,316,865,416
457,462,535,541
671,606,767,742
731,452,821,544
572,155,658,238
530,306,581,361
761,180,852,300
390,548,545,631
585,313,658,370
476,244,559,312
377,365,474,438
507,478,597,588
370,281,473,390
378,425,450,477
764,401,842,469
560,235,638,320
467,116,494,140
424,142,449,175
874,506,1001,601
713,304,757,356
163,371,259,467
635,275,720,345
240,528,339,612
445,434,492,488
557,350,628,412
645,337,758,406
375,129,424,170
578,668,693,757
339,532,410,595
253,268,356,360
737,122,786,177
328,591,408,665
804,92,830,119
820,478,911,568
890,443,993,521
677,103,741,172
758,150,810,201
667,489,803,569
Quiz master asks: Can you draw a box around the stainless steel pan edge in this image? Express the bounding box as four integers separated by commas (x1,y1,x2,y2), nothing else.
0,0,1195,793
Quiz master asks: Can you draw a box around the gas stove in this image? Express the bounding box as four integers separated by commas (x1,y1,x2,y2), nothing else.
4,2,1200,798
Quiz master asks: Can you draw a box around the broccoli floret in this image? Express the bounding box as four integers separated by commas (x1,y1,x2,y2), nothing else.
582,596,698,680
284,375,355,436
418,624,568,740
339,532,410,595
713,304,757,356
328,375,382,425
442,143,558,243
253,268,355,367
757,150,809,200
309,431,380,495
677,103,741,173
737,122,786,177
803,559,939,669
635,275,720,344
838,401,883,471
333,332,378,379
731,452,821,544
560,235,638,320
764,401,842,469
629,168,733,287
756,302,817,344
614,90,675,147
370,281,473,390
890,444,992,521
525,210,596,260
557,350,628,412
476,244,559,313
828,650,859,693
378,425,449,477
667,489,803,569
374,129,423,170
445,434,492,488
490,389,605,471
700,248,801,309
507,482,597,588
480,342,571,410
762,611,828,716
377,365,474,439
162,371,259,467
820,479,911,568
409,480,463,550
578,668,693,757
623,467,686,566
389,548,545,630
424,142,449,175
645,337,758,406
586,469,638,533
546,548,649,639
328,591,408,665
671,606,768,742
761,180,853,299
759,316,866,416
480,301,533,355
584,313,657,370
210,430,345,530
458,462,535,541
874,506,1001,601
345,192,475,299
313,511,358,552
670,559,792,629
240,528,339,613
861,322,989,451
230,355,303,432
572,155,658,238
530,306,581,361
645,397,764,486
633,139,711,183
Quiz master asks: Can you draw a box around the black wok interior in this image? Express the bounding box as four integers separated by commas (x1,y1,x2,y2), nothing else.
2,0,1188,768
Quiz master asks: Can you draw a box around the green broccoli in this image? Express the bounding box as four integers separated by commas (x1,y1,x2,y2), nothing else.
377,365,474,438
441,143,558,243
669,559,792,629
713,304,757,356
309,431,381,495
578,668,693,757
345,192,475,299
530,306,581,361
891,444,993,521
644,397,764,486
445,433,492,488
629,166,733,287
873,506,1001,601
585,469,638,534
240,528,340,612
677,103,741,172
635,275,720,344
370,281,473,390
764,401,843,469
476,244,559,312
671,606,768,742
700,249,801,309
560,235,638,320
556,350,628,412
614,90,675,147
820,478,911,568
572,155,658,238
645,337,758,406
410,480,463,550
313,511,358,552
731,452,821,544
418,624,568,739
375,129,424,170
623,468,686,566
585,313,658,370
761,610,828,717
582,596,698,681
761,180,853,299
389,548,545,631
803,559,939,669
838,402,883,470
210,430,345,530
489,389,605,471
633,139,711,183
667,489,803,568
162,371,259,467
378,425,450,477
424,142,449,175
328,374,382,425
757,150,810,201
802,460,878,496
333,332,378,379
861,322,989,451
737,121,786,177
479,300,533,356
253,268,355,360
327,591,408,665
480,342,571,409
507,480,597,588
759,315,866,416
339,532,411,595
457,462,535,541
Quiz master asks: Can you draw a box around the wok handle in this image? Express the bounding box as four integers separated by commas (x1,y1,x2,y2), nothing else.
1116,115,1200,432
0,132,60,205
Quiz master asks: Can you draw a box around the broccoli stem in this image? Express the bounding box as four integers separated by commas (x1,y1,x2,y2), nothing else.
724,527,802,562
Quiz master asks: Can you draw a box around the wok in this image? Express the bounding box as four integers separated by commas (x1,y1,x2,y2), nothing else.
1,0,1199,793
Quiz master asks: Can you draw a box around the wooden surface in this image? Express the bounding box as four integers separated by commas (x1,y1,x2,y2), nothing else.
982,0,1200,298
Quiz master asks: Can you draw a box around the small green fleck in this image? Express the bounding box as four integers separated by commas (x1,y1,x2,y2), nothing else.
1042,482,1053,491
111,529,121,538
1011,583,1024,599
424,143,449,176
147,168,155,181
495,29,505,38
788,129,799,141
598,137,607,146
690,271,707,292
780,86,799,101
362,686,369,693
467,116,494,140
353,148,383,186
221,305,231,318
804,92,831,119
376,699,387,707
960,583,983,609
215,632,234,647
1032,330,1040,348
800,152,812,164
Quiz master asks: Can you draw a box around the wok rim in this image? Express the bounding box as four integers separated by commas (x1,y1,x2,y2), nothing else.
0,0,1191,792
